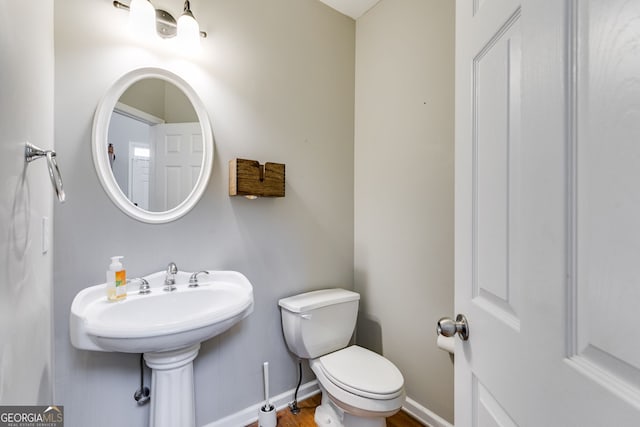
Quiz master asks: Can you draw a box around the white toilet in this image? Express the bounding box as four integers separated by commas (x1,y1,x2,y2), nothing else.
279,288,405,427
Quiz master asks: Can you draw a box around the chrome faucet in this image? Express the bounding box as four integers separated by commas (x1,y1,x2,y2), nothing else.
188,271,209,288
164,262,178,292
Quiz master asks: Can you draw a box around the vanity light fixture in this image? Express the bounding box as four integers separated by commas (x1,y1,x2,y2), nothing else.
127,0,156,39
113,0,207,42
177,1,201,48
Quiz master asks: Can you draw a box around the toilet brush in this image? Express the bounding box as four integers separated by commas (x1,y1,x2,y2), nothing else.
258,362,277,427
262,361,273,411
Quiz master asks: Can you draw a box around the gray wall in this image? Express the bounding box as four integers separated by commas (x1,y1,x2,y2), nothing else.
354,0,455,423
53,0,354,425
0,0,54,405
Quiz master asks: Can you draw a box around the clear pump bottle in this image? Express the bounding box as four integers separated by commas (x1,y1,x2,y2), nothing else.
106,256,127,301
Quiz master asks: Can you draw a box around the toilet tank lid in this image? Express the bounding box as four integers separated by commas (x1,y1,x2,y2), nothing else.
279,288,359,313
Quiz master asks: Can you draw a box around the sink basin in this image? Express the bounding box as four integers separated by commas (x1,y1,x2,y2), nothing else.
70,270,254,353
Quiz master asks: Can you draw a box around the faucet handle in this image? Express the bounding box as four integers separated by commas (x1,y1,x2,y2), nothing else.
188,271,209,288
131,278,151,295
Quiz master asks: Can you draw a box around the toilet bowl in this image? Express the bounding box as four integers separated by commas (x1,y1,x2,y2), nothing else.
279,289,405,427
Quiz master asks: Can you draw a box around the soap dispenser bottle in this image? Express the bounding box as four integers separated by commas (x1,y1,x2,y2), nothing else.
106,256,127,301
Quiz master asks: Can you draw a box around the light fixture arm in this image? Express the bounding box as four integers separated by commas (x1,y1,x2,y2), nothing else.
182,0,194,17
112,0,207,38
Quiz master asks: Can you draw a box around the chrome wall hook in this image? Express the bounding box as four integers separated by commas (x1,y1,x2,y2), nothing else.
25,142,66,203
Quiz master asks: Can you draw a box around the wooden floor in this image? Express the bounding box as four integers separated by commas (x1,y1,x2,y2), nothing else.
246,394,425,427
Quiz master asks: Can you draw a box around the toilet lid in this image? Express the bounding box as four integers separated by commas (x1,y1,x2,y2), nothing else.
318,346,404,398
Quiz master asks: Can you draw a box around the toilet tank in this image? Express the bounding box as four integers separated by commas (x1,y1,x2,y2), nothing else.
279,289,359,359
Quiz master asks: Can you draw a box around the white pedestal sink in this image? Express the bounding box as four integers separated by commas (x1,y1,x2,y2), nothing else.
70,270,254,427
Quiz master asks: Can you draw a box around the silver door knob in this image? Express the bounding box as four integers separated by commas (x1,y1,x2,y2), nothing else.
437,314,469,341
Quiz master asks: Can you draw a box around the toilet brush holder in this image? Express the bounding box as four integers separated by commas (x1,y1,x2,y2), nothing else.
258,405,276,427
259,361,277,427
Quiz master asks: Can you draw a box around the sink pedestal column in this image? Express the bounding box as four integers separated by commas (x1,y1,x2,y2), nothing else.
144,344,200,427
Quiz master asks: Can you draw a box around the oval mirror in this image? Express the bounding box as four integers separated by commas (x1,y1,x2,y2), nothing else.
92,67,213,223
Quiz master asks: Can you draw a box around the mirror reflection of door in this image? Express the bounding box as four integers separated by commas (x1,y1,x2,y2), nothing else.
108,110,156,208
129,141,150,210
151,123,203,211
106,78,201,212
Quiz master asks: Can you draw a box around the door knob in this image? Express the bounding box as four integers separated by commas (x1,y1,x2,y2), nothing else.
437,314,469,341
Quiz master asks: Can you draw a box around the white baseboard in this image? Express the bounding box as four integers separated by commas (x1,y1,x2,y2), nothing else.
402,396,454,427
202,380,320,427
202,383,453,427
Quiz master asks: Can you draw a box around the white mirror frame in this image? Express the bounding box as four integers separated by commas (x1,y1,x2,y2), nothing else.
92,67,214,224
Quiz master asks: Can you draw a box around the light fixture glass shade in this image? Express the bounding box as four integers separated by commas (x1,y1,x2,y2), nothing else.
129,0,156,39
177,12,201,51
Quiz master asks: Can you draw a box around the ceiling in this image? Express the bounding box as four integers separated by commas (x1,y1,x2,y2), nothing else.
317,0,380,20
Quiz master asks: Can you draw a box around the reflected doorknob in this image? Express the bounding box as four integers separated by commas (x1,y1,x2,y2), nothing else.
437,314,469,341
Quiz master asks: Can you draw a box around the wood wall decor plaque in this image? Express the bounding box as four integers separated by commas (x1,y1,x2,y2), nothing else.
229,158,285,197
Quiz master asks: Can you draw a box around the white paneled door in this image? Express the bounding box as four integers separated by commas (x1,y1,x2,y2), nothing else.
151,122,203,211
454,0,640,425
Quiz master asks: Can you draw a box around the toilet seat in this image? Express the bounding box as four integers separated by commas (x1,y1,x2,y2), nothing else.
310,345,406,416
318,345,404,399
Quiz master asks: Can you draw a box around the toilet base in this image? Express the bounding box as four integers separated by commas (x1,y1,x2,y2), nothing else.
314,400,342,426
343,414,386,427
314,389,386,427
